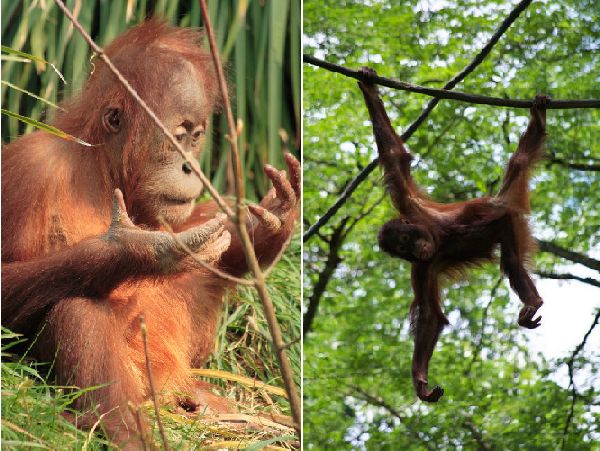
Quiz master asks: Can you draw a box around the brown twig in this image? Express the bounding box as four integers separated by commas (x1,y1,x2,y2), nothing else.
561,309,600,449
139,315,170,451
304,55,600,109
536,240,600,272
303,0,533,242
535,271,600,288
198,0,301,433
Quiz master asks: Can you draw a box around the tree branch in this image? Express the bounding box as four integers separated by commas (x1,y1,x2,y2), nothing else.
304,0,533,242
463,415,493,451
304,193,385,337
303,218,347,337
349,385,434,450
304,55,600,109
547,157,600,172
561,309,600,449
536,240,600,272
535,271,600,288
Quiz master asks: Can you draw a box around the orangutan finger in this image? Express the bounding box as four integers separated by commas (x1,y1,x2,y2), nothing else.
248,205,282,232
284,153,301,197
264,164,296,207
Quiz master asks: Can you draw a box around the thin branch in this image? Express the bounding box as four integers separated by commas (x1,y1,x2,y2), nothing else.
303,218,348,336
569,309,600,363
198,0,301,433
344,193,386,234
303,0,533,242
303,158,378,242
140,315,170,451
304,55,600,109
304,193,385,337
561,309,600,449
535,271,600,288
349,385,435,450
463,415,493,451
53,0,234,218
536,240,600,272
548,157,600,172
466,277,504,374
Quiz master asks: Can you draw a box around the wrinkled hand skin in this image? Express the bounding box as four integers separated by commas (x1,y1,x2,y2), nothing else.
249,152,300,233
518,302,543,329
357,66,381,99
106,189,230,272
530,94,550,130
415,379,444,403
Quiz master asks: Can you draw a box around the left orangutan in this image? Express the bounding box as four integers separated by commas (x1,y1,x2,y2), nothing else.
1,20,299,448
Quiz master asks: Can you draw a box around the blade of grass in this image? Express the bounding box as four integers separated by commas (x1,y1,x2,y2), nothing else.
1,109,93,146
191,369,287,398
1,45,66,83
1,80,63,110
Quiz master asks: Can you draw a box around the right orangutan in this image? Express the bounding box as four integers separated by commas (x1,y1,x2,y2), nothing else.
2,20,299,447
358,67,548,402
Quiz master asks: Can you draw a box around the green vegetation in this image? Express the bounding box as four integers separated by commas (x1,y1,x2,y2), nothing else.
303,0,599,449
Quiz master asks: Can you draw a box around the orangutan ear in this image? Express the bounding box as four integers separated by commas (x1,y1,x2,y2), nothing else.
102,107,122,134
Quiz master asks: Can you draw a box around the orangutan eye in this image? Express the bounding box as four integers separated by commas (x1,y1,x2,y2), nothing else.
174,125,187,142
192,125,205,140
399,234,409,243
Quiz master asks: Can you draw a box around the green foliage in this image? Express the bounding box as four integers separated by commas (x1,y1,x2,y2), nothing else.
1,0,300,201
304,0,599,448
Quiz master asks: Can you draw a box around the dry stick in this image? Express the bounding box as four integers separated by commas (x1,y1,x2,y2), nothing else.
304,55,600,109
53,0,234,219
140,315,170,451
263,228,295,279
304,0,533,242
128,403,149,451
198,0,301,434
